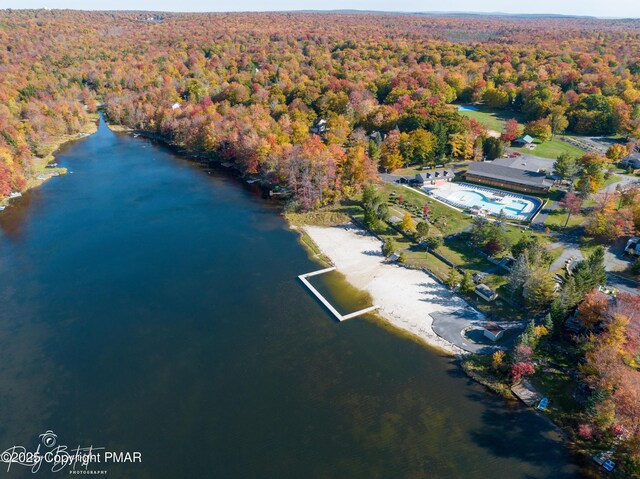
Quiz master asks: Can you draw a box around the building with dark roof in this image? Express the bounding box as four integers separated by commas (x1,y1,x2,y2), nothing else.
621,151,640,170
464,161,553,194
483,322,505,341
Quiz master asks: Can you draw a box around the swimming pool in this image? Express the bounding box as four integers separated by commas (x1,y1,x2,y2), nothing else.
457,105,479,112
424,182,542,221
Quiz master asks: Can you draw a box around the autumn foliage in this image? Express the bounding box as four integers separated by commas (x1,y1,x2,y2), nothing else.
580,293,640,465
2,11,640,207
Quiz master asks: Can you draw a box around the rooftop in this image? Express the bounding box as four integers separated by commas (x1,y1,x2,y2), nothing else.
484,321,504,334
516,135,534,144
466,161,553,188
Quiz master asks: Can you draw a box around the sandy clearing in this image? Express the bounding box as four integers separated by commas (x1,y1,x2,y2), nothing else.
302,225,474,355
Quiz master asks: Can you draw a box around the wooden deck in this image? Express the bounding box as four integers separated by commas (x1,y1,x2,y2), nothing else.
511,380,542,406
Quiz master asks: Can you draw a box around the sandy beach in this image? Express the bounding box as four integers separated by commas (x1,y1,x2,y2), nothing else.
303,224,473,355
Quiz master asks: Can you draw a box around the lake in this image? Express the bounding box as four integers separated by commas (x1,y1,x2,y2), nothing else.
0,117,586,477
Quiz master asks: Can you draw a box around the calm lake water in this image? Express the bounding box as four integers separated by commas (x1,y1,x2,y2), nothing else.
0,117,587,478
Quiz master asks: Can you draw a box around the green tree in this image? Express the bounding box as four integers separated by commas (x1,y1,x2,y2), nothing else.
569,247,607,295
382,238,397,257
362,185,388,231
547,106,569,137
524,118,552,142
404,129,437,166
577,162,605,194
416,221,430,241
632,256,640,275
483,137,504,160
445,268,462,289
426,235,444,251
553,153,577,180
543,313,554,334
587,246,607,287
482,87,510,108
508,252,531,299
523,268,558,311
459,271,475,294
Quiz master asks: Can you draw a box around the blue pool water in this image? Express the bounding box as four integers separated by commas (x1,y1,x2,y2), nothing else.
446,189,538,220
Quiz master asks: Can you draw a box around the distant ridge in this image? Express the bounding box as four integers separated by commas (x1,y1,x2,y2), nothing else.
296,9,624,20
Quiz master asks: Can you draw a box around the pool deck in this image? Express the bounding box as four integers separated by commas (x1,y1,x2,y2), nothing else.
423,182,542,222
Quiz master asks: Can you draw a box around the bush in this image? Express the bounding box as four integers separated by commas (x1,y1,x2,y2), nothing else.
632,257,640,275
382,238,397,257
426,235,444,251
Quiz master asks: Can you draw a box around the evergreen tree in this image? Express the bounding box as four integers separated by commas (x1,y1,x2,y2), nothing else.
445,268,462,289
416,221,430,241
553,153,577,180
587,246,607,287
460,271,475,294
508,252,530,298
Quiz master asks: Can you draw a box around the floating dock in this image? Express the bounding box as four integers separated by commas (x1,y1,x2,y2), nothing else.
298,267,379,321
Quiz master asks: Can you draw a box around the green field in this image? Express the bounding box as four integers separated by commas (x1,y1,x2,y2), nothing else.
512,137,585,160
456,105,587,160
544,209,586,229
456,105,517,132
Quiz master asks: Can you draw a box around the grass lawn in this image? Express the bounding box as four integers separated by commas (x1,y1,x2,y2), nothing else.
603,174,623,189
381,183,473,234
286,205,357,226
403,250,451,281
512,136,585,160
438,238,494,274
579,236,602,258
544,209,586,230
455,105,522,132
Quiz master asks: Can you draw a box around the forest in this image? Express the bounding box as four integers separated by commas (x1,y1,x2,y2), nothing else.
2,11,640,205
2,9,640,475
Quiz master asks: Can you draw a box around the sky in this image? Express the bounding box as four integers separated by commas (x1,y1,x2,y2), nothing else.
3,0,640,18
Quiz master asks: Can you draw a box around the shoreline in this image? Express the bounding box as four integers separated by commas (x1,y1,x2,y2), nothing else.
300,223,468,356
0,115,99,210
298,222,588,463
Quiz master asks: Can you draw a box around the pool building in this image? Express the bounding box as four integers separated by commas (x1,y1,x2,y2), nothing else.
464,161,553,194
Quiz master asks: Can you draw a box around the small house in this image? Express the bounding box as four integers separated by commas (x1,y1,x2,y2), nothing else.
414,173,428,185
475,284,498,302
483,322,505,341
171,102,181,110
513,135,534,147
625,237,640,256
310,118,328,135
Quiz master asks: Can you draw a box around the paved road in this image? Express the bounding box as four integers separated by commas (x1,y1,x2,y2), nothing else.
602,173,640,193
531,199,557,227
431,307,525,354
608,272,639,295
